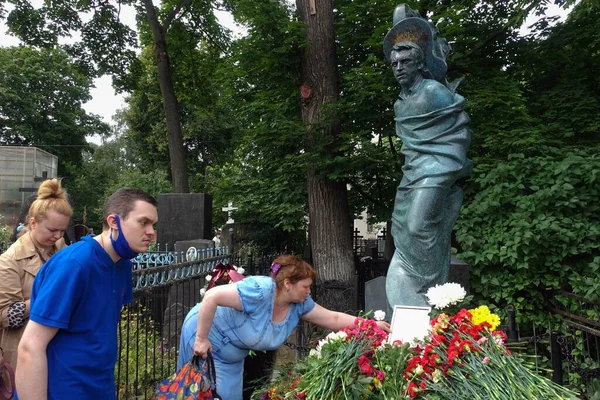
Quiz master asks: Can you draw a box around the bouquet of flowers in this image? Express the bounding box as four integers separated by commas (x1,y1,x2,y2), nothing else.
256,312,414,400
254,283,579,399
403,284,578,399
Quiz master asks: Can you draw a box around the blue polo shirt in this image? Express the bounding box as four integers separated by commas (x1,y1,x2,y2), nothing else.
21,235,133,400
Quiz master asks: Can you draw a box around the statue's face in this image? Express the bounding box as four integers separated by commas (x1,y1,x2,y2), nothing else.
391,49,422,87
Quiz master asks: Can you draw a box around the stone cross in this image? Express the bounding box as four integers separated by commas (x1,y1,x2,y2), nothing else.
222,201,238,224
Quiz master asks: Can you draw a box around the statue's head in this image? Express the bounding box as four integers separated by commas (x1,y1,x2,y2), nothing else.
383,4,449,83
391,42,426,87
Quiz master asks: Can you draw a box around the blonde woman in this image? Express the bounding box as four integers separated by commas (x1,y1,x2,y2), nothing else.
0,179,72,370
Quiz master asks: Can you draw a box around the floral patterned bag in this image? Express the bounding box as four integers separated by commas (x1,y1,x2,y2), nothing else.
153,352,221,400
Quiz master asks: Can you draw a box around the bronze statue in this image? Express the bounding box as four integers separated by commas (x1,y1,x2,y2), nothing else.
383,5,473,309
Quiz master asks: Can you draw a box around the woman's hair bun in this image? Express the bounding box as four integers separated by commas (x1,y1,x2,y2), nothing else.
36,179,66,200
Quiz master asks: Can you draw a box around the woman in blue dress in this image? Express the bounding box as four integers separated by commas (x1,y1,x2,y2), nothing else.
178,254,390,399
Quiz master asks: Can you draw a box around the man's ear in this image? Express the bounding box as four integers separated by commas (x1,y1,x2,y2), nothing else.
106,215,118,230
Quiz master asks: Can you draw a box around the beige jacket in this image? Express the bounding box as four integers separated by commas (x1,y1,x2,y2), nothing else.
0,233,66,370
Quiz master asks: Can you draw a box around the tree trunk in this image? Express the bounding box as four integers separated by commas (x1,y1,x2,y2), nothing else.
142,0,190,193
296,0,355,314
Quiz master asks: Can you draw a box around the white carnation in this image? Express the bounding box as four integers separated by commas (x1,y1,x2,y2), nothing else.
235,267,245,275
373,310,386,321
325,331,348,342
425,283,466,309
309,349,321,359
205,274,212,282
200,288,206,297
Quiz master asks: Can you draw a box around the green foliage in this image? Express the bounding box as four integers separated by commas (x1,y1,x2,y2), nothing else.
122,6,235,193
455,146,600,325
0,216,12,244
518,3,600,145
115,306,177,399
66,133,171,231
587,378,600,400
460,75,544,159
5,0,139,89
0,46,108,173
200,0,309,250
568,256,600,302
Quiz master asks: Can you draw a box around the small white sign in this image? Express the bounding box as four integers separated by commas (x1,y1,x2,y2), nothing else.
388,305,431,344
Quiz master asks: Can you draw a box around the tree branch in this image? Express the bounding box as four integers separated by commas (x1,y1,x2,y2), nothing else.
77,0,111,12
188,8,229,55
347,178,383,207
141,0,164,42
164,0,193,32
454,29,505,62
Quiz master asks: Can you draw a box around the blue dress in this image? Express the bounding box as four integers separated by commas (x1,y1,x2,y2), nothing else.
178,276,316,399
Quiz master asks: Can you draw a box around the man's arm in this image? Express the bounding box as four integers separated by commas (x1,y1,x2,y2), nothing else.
16,321,58,400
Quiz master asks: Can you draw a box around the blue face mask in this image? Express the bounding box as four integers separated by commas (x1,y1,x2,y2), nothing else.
110,215,139,260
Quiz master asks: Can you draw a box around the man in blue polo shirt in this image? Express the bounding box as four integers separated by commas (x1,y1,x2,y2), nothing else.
15,188,158,400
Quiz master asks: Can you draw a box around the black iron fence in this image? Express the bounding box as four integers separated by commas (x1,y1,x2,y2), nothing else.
470,295,600,398
115,247,230,399
353,227,386,259
546,291,600,396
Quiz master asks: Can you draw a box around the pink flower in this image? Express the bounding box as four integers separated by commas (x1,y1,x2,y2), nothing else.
358,354,374,376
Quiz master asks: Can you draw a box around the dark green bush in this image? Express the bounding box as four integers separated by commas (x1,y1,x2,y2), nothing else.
456,145,600,325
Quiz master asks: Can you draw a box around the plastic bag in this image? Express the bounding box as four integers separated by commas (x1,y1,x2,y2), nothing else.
153,352,221,400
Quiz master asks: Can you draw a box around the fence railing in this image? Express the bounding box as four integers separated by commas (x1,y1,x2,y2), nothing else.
115,246,230,399
546,291,600,394
353,228,386,259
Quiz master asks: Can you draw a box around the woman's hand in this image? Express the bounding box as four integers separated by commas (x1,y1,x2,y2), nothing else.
193,337,212,359
376,320,391,333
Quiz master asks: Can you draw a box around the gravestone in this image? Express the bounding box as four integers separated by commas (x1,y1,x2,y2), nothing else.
219,224,236,255
157,193,212,249
449,255,470,292
365,276,388,318
175,239,216,258
156,194,212,347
